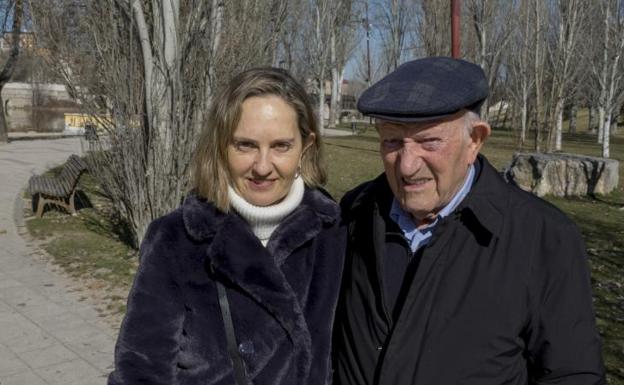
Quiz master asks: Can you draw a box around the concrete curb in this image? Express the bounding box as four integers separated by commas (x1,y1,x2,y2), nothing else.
8,134,84,142
13,190,26,229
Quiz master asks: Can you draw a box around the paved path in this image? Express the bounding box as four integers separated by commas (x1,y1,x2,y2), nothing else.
0,138,114,385
323,128,354,137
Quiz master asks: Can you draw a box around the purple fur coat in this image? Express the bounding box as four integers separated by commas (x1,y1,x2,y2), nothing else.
108,188,345,385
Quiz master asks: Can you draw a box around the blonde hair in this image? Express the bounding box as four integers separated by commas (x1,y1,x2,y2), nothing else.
190,67,326,211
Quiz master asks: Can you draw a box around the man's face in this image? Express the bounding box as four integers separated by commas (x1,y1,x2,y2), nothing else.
377,111,489,226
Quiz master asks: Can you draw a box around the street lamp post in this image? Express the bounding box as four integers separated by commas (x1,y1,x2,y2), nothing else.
364,2,371,87
451,0,461,58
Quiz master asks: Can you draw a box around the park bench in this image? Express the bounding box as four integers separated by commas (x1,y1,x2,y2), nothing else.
27,154,89,218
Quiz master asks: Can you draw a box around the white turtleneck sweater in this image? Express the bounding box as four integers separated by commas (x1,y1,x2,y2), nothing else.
228,177,305,246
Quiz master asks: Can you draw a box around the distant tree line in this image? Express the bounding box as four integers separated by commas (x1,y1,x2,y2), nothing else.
350,0,624,159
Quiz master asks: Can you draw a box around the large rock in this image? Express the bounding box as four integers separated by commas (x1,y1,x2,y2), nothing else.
504,152,619,197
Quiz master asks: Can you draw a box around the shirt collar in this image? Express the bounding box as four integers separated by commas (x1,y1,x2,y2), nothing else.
389,164,476,250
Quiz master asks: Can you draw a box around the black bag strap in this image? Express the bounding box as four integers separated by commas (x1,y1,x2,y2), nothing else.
215,278,253,385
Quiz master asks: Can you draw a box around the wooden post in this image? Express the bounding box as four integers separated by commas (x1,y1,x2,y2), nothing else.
451,0,461,58
364,2,371,87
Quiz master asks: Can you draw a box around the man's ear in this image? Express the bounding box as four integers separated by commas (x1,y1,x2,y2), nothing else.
469,120,491,153
465,120,490,164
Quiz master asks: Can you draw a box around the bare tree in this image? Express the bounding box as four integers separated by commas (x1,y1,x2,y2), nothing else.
375,0,413,73
465,0,516,121
532,0,550,152
415,0,450,56
301,0,342,136
506,0,534,147
0,0,24,143
351,44,385,86
545,0,587,152
274,0,306,73
589,0,624,157
329,0,358,128
32,0,286,246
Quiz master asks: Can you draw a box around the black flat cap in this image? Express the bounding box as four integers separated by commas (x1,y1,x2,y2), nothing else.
357,56,488,122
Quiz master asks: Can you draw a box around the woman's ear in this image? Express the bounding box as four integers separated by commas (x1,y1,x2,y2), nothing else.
303,132,316,153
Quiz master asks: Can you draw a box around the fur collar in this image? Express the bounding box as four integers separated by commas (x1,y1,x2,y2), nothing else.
182,187,338,244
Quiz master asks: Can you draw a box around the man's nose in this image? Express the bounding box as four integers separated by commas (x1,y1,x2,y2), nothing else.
252,150,273,176
397,143,423,176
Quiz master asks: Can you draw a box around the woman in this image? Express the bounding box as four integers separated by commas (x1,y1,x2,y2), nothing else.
108,68,345,385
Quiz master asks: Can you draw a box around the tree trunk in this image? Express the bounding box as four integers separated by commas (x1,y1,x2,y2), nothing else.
0,0,24,143
602,112,610,158
336,69,344,123
318,77,325,136
598,106,605,143
597,0,609,144
569,102,577,133
478,20,489,122
533,0,542,153
206,0,224,105
131,0,155,128
589,106,596,133
0,97,8,142
516,0,530,149
520,100,527,146
512,104,521,149
554,101,563,151
499,101,509,128
329,30,338,129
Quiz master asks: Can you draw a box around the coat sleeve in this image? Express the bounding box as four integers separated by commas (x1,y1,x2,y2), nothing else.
108,219,185,385
525,221,605,385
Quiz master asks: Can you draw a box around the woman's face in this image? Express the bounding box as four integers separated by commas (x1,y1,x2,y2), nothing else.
227,95,312,206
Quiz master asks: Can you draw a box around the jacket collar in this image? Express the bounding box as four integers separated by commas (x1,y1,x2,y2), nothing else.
346,154,506,239
457,154,507,238
182,187,339,244
346,173,393,218
181,187,339,377
266,188,339,265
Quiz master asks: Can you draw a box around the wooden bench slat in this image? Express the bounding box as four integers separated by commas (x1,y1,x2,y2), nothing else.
42,178,51,195
61,163,77,179
58,180,70,196
58,175,72,195
47,178,61,197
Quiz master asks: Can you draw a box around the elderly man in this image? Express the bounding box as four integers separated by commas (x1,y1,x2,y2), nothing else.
332,57,605,385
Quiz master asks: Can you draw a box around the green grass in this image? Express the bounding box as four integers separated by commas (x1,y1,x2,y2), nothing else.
23,121,624,381
325,126,383,198
24,167,138,323
547,192,624,383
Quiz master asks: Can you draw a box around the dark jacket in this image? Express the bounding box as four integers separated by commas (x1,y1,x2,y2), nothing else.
108,188,345,385
333,155,605,385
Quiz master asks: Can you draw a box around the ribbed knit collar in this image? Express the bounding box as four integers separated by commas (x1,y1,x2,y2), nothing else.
228,177,305,245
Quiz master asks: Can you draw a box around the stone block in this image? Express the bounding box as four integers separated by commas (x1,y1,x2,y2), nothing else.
505,152,619,197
